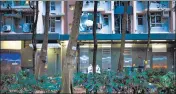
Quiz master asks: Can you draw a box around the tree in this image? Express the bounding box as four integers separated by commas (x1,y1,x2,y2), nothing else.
118,1,128,72
29,1,38,74
0,1,2,30
144,1,151,69
175,1,176,21
36,1,50,77
76,43,80,73
92,1,98,74
61,1,83,93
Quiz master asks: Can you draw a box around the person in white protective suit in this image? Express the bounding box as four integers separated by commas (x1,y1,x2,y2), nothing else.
87,64,101,73
96,64,101,73
88,64,93,73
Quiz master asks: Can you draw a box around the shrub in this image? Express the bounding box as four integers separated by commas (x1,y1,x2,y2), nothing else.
1,70,61,93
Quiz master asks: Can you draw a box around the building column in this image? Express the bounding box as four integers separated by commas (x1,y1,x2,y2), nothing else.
170,1,175,33
132,1,137,33
60,41,68,71
61,1,65,34
111,1,115,34
172,1,176,33
36,1,44,34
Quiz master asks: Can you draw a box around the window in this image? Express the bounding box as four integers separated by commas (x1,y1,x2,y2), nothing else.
50,1,55,11
49,17,55,32
103,15,109,26
26,16,34,23
80,12,101,32
138,15,143,25
80,48,89,73
123,48,132,67
150,12,162,27
102,48,111,71
86,12,100,23
56,17,61,21
152,56,167,69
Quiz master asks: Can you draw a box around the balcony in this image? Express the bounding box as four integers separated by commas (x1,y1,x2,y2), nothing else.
149,1,169,10
114,6,133,14
3,11,22,18
139,1,170,12
42,1,64,16
79,12,112,34
82,1,111,12
1,1,30,9
13,1,30,8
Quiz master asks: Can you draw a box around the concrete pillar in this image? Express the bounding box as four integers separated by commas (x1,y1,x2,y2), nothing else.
132,1,137,33
170,1,175,33
172,1,176,33
61,1,65,34
36,1,44,34
60,41,68,71
111,1,115,34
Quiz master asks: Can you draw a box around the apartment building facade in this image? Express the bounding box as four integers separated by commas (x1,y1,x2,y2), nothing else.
0,1,175,75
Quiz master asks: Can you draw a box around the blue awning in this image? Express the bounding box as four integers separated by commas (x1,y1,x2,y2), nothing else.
60,34,175,40
0,33,175,41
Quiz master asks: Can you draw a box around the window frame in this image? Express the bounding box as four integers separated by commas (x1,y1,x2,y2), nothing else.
138,15,143,25
50,1,55,11
103,15,109,26
49,17,55,32
150,12,162,27
25,15,34,23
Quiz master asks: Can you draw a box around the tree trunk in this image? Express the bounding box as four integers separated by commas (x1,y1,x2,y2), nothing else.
0,1,1,30
93,1,98,74
37,1,50,77
118,1,128,72
76,43,80,73
145,1,151,69
31,1,38,74
61,1,83,93
175,2,176,33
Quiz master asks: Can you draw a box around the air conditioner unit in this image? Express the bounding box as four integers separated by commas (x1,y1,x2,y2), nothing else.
23,23,31,33
2,25,11,32
55,17,61,22
162,11,169,18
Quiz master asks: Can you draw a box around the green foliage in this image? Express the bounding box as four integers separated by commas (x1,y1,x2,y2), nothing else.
73,72,87,86
85,73,103,92
102,71,117,93
73,69,175,93
1,70,61,93
38,75,61,92
1,69,175,93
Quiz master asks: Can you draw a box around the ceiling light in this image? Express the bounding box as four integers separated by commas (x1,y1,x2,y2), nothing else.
29,43,61,48
125,44,132,48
